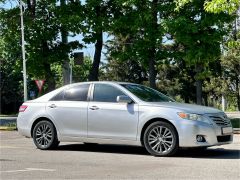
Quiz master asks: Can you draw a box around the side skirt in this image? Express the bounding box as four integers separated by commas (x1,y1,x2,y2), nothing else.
58,136,142,146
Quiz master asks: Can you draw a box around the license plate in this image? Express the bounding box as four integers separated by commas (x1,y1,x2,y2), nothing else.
222,127,233,134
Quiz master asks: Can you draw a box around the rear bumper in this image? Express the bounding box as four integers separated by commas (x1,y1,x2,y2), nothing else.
177,120,233,147
17,114,31,137
18,127,31,137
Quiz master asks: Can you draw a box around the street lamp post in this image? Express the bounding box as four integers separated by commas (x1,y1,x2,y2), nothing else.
19,0,27,102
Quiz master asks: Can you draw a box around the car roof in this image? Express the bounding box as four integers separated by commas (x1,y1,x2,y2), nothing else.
66,81,138,87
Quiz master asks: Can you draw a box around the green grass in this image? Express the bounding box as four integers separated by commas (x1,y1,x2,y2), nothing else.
0,122,17,131
0,126,17,131
230,118,240,128
0,114,17,117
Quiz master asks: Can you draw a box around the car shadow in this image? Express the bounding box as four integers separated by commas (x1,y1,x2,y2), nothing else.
57,144,149,156
56,144,240,159
176,148,240,159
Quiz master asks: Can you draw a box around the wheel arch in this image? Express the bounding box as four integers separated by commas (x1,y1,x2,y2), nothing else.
31,117,57,138
140,118,179,146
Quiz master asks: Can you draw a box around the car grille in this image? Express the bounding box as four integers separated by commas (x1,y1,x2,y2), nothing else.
208,113,231,127
217,135,231,142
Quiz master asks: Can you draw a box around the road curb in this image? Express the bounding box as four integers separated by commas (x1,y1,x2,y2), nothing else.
233,128,240,134
0,126,17,131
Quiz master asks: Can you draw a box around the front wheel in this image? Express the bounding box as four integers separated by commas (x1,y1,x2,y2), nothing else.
143,121,178,156
33,120,59,150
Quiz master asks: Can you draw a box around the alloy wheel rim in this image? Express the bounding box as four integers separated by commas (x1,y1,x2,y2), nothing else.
35,124,53,148
148,126,174,154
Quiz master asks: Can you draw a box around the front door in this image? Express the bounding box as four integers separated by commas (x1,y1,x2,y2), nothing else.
87,83,139,140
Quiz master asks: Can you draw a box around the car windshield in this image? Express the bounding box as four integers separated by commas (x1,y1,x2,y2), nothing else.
121,84,174,102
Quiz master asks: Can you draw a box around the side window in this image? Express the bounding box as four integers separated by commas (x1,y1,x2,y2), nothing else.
93,84,125,102
64,84,90,101
50,91,64,101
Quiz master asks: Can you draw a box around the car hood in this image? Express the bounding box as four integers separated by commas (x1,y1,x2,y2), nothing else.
141,102,222,114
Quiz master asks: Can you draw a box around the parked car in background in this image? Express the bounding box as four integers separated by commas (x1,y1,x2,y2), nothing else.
17,81,233,156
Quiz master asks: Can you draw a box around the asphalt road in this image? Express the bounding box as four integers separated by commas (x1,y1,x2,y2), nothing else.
0,131,240,180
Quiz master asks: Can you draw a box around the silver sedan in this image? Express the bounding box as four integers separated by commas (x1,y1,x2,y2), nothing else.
17,81,233,156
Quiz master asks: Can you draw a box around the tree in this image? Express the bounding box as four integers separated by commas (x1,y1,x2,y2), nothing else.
168,0,233,104
25,0,82,90
72,56,92,82
107,0,175,89
0,0,82,92
0,23,23,113
83,0,112,81
221,33,240,110
58,0,84,85
175,0,239,14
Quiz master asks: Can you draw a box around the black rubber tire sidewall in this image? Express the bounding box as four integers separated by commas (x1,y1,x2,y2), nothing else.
33,120,58,150
143,121,179,157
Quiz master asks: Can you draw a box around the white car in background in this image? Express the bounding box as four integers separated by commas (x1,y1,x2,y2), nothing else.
17,81,233,156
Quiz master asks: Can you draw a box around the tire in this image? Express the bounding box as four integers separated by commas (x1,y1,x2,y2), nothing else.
143,121,179,156
33,120,59,150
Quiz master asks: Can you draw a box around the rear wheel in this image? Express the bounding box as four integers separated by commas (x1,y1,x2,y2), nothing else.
143,121,178,156
33,120,59,150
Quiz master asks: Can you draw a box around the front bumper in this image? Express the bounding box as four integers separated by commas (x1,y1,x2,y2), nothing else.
177,119,233,147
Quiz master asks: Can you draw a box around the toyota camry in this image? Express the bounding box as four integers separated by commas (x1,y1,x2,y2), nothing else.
17,81,233,156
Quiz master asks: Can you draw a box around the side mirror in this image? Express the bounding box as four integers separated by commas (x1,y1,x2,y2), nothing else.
116,95,133,104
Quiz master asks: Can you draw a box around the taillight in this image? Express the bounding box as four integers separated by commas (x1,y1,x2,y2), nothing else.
19,105,28,112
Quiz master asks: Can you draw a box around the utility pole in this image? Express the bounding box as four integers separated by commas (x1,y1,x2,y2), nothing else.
20,0,27,102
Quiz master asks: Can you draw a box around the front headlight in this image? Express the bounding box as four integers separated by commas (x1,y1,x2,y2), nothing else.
177,112,212,124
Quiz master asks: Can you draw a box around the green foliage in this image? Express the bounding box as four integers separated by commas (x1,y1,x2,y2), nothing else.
156,59,196,103
204,0,239,14
0,26,23,114
221,31,240,110
230,118,240,128
23,0,82,79
0,0,84,90
0,0,239,113
175,0,240,14
72,56,92,82
170,0,232,68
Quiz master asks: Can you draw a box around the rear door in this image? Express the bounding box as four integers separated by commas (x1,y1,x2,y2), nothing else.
46,84,90,137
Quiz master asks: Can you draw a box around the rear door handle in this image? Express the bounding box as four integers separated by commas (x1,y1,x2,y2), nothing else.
89,106,99,110
48,104,57,108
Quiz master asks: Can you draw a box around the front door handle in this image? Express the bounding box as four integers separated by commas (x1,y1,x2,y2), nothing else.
89,106,99,110
48,104,57,108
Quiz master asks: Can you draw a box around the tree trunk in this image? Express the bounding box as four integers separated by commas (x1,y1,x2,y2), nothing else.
61,0,70,85
62,28,70,85
185,96,190,103
236,77,240,111
44,63,56,92
195,63,203,105
88,5,103,81
196,79,202,105
148,54,157,89
233,16,239,110
148,0,158,89
27,0,36,17
41,40,56,92
203,93,208,106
